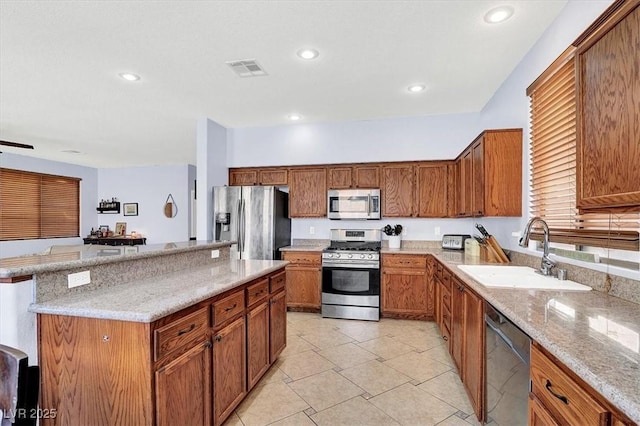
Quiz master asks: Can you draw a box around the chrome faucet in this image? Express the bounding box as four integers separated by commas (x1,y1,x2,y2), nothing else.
519,217,556,276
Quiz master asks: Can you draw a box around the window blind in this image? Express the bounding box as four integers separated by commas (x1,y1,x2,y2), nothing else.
0,168,80,241
527,49,639,251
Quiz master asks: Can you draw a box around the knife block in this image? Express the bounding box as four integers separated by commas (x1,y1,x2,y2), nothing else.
480,244,509,263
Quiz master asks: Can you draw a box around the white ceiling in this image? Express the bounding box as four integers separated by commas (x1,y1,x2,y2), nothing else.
0,0,567,168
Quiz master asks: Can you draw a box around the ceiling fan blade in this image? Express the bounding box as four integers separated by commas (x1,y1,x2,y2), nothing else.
0,140,35,149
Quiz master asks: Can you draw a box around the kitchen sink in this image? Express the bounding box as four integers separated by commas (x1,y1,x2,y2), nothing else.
457,265,591,291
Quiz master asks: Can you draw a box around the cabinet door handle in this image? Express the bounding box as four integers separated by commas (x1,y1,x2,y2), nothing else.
443,335,448,341
215,335,222,342
225,303,237,312
254,290,264,297
545,380,569,405
177,324,196,336
204,341,213,349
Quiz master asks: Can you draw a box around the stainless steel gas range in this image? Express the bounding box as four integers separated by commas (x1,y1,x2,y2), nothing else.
321,229,381,321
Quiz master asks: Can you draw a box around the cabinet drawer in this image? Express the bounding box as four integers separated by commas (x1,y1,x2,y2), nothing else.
154,307,209,361
530,345,609,426
282,251,321,266
270,270,286,293
382,255,427,269
213,291,245,328
247,278,269,307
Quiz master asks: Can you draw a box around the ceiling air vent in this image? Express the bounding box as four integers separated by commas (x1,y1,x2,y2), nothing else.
226,59,268,78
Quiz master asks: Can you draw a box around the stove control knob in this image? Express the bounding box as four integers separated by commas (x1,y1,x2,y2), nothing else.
347,254,353,259
327,253,333,258
360,254,365,259
368,254,373,259
335,253,341,258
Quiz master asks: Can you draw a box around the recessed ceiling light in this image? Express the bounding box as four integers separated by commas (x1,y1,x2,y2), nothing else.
407,84,426,93
119,73,141,81
296,49,319,60
288,114,302,121
484,6,514,23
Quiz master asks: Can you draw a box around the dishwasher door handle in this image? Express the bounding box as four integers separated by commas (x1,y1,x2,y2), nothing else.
485,314,529,365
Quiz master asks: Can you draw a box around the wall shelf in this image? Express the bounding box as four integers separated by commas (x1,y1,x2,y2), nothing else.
97,201,120,214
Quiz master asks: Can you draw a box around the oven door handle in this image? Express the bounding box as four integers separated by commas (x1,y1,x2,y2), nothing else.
322,262,379,269
485,314,528,365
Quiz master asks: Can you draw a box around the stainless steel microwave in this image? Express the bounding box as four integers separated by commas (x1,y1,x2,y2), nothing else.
327,189,381,220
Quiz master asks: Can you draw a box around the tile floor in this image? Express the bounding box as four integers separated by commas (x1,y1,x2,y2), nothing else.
223,312,498,426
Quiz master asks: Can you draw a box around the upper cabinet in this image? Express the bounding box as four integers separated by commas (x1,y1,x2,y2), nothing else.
456,129,523,217
328,164,380,189
381,163,415,217
229,167,288,186
575,1,640,211
289,167,327,217
416,162,455,218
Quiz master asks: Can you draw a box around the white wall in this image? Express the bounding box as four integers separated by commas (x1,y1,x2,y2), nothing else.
98,165,194,244
0,152,98,258
196,118,228,241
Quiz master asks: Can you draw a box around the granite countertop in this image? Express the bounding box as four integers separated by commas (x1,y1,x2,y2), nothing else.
29,259,288,323
433,251,640,424
0,240,234,278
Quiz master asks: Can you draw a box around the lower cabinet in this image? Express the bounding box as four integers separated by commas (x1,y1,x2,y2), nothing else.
37,267,287,426
269,289,287,360
282,251,322,311
213,316,247,426
436,261,484,422
155,341,212,426
381,254,432,320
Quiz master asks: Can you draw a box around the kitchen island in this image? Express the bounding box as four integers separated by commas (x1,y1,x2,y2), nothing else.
1,241,288,426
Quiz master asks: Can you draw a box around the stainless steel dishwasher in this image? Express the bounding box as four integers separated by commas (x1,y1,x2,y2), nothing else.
485,302,531,425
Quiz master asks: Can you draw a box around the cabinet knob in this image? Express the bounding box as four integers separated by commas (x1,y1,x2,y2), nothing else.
102,335,110,342
204,341,213,348
215,335,222,342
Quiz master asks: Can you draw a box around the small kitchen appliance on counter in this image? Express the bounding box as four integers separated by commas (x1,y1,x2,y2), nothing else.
321,229,382,321
441,234,471,250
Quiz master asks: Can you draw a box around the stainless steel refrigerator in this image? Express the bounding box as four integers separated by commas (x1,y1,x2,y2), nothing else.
213,186,291,260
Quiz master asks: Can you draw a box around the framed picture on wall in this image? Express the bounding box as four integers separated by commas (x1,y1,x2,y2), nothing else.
123,203,138,216
115,222,127,236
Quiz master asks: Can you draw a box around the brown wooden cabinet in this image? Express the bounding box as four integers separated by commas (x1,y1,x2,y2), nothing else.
289,167,327,217
381,163,415,217
381,254,431,320
229,167,288,186
156,341,212,426
456,129,523,217
269,288,287,361
246,300,270,390
575,2,640,211
282,251,322,311
230,169,258,186
529,394,560,426
416,162,453,217
327,164,380,189
212,316,246,426
434,260,484,422
38,267,287,426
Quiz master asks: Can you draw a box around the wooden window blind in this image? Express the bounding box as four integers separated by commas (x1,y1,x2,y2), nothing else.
0,168,80,241
527,49,639,251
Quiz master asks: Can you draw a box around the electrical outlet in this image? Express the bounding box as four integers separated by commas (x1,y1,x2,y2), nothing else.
68,270,90,288
434,226,441,236
309,226,315,235
211,249,220,258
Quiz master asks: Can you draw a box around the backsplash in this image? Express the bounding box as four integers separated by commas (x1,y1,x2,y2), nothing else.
509,251,640,305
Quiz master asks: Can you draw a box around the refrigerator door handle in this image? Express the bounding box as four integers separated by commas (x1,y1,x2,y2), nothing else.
240,198,247,254
236,199,243,253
